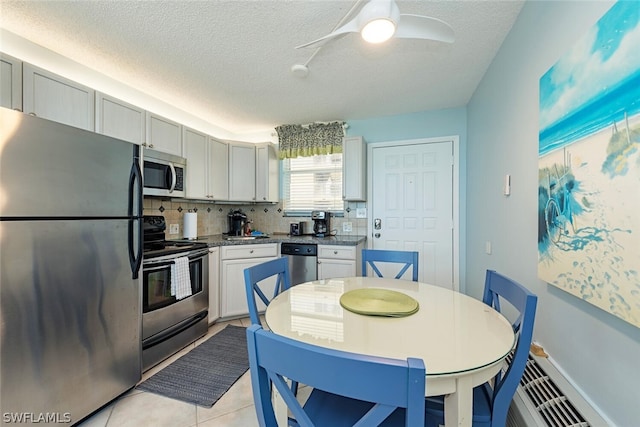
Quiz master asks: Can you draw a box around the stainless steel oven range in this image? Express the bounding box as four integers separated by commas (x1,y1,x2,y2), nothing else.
142,215,209,371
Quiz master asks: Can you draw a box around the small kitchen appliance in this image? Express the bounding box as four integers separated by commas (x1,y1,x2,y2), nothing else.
311,211,331,237
143,149,186,198
227,209,248,236
290,222,305,236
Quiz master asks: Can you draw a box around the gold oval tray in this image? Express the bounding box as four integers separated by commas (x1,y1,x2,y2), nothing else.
339,288,419,317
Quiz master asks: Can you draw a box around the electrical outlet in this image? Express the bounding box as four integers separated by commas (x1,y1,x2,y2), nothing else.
343,222,353,232
169,224,179,234
356,208,367,218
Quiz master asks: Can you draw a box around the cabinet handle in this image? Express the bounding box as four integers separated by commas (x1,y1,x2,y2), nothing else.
250,250,254,254
142,142,148,147
29,112,37,117
149,144,154,148
334,251,338,254
13,108,22,112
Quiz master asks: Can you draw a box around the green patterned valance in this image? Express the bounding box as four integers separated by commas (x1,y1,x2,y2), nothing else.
276,121,345,159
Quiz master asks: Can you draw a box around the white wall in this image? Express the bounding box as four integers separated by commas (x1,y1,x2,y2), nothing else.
0,29,272,143
466,1,640,425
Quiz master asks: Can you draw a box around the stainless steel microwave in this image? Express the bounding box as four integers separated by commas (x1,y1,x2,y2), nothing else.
143,149,186,197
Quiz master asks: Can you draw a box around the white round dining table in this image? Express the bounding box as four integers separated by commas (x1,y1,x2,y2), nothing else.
265,276,515,427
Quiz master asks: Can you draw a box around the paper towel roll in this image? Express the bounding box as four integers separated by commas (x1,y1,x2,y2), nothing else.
184,212,198,240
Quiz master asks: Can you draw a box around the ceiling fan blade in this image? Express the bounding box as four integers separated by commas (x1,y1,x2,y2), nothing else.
296,17,360,49
394,14,455,43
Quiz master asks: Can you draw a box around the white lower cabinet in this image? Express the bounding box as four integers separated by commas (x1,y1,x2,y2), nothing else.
318,243,363,279
208,247,220,324
220,244,278,319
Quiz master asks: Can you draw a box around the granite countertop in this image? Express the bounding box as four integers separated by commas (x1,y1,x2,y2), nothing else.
182,233,367,247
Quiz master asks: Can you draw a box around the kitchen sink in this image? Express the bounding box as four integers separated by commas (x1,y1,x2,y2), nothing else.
224,235,269,241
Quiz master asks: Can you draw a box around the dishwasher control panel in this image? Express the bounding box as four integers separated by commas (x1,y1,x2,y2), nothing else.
281,243,317,256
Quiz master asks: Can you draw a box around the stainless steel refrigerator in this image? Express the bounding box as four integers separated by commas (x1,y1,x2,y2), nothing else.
0,108,143,424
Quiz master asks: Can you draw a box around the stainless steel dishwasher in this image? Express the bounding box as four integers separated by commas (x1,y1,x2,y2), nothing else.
281,243,317,285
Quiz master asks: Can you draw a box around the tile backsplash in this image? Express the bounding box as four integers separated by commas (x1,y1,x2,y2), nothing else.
143,198,368,238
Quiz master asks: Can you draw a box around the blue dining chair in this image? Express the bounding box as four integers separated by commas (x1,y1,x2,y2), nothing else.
362,249,419,281
246,324,426,427
244,257,291,326
424,270,537,427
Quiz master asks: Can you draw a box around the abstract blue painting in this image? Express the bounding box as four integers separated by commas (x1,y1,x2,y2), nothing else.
538,1,640,328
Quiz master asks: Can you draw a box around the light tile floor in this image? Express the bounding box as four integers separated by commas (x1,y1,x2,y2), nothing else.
77,317,260,427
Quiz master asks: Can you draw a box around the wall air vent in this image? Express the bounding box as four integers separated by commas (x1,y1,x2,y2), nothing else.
506,352,608,427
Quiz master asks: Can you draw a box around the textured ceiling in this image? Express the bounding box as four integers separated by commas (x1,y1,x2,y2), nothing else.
0,0,524,139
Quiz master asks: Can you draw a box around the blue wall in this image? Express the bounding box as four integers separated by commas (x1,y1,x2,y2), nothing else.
345,106,468,288
465,1,639,425
346,107,466,144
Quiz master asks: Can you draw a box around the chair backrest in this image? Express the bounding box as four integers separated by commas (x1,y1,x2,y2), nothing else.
246,324,426,427
482,270,538,427
361,249,419,281
244,257,291,325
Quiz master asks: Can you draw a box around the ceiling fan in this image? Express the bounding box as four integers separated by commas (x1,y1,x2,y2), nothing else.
296,0,455,50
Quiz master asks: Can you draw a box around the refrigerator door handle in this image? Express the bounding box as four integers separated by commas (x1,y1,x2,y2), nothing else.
128,158,144,279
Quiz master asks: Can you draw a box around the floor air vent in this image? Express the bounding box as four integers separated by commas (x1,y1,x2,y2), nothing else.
506,353,608,427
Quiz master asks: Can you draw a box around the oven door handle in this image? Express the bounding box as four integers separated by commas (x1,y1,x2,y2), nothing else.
143,249,209,267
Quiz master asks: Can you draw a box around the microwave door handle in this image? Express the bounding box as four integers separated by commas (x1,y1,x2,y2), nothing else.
168,162,177,193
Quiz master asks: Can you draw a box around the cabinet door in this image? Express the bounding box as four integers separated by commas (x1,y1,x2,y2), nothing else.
95,92,145,144
343,136,367,201
0,53,22,111
255,143,278,202
210,138,229,200
208,248,220,324
183,127,209,199
229,143,256,201
318,258,356,279
146,112,182,156
220,256,277,318
23,64,95,131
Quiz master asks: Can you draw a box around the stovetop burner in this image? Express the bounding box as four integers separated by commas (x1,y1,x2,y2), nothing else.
143,215,208,259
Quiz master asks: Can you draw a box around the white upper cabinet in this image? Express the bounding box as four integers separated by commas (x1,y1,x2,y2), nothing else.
183,126,210,200
228,143,256,201
210,138,229,200
145,112,182,156
255,143,278,203
23,64,95,131
0,53,22,111
184,131,230,201
342,136,367,201
95,92,145,144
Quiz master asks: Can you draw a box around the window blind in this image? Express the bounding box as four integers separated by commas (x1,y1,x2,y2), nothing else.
282,153,343,213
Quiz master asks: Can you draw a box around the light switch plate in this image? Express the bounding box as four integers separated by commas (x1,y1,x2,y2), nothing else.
356,208,367,218
169,224,179,234
343,222,353,232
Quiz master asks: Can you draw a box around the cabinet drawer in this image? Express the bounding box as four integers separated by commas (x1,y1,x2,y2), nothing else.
318,245,356,260
221,243,278,260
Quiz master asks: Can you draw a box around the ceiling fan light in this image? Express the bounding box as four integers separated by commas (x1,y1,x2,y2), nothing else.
361,18,396,43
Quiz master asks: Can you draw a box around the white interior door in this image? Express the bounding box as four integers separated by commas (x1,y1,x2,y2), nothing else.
368,137,458,290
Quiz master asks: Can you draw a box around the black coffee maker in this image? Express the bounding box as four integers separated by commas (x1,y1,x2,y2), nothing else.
227,209,248,236
311,211,331,237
